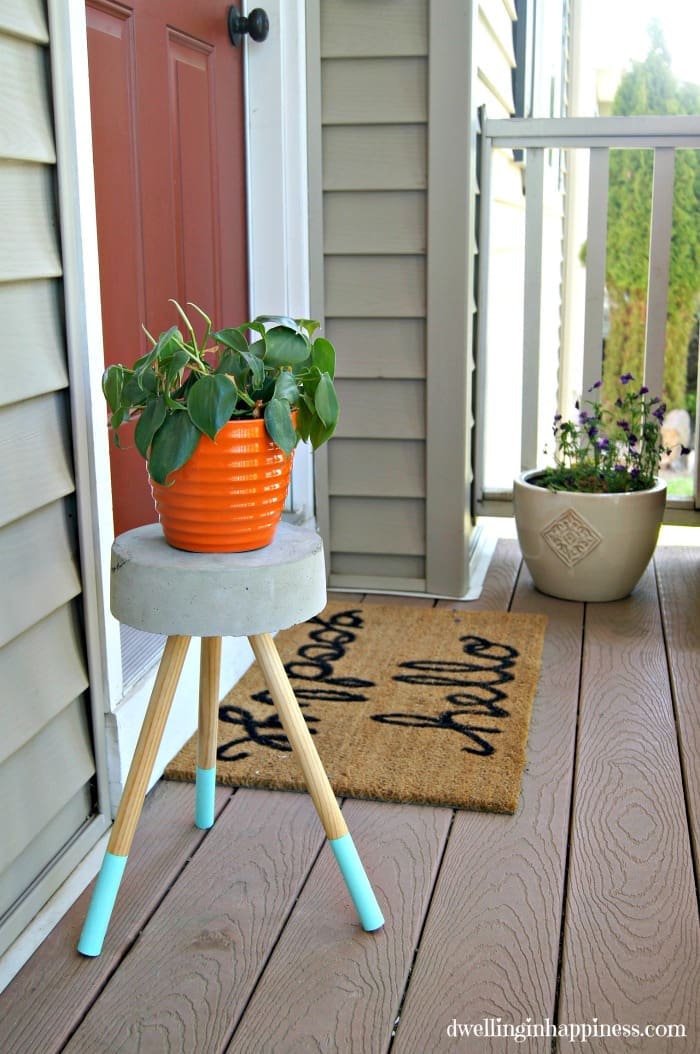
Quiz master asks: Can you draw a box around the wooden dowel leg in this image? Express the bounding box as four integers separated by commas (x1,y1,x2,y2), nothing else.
78,634,191,956
109,634,191,855
248,633,384,931
248,632,347,840
195,636,222,829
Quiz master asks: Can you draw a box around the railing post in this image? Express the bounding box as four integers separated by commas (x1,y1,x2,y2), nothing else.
473,108,492,510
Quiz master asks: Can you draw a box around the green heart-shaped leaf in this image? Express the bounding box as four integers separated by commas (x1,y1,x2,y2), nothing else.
212,327,249,354
121,373,149,407
273,370,300,405
134,395,167,458
311,337,335,379
308,414,336,451
314,372,339,429
254,314,300,331
102,365,124,413
147,411,201,484
294,399,313,443
263,327,310,367
187,374,238,439
264,398,297,455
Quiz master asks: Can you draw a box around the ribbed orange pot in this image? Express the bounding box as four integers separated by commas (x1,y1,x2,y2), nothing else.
150,417,295,553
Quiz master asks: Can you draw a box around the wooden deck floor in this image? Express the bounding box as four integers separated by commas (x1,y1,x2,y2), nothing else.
2,541,699,1053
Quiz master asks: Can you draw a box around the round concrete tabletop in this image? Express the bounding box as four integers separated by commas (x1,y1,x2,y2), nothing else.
110,522,327,637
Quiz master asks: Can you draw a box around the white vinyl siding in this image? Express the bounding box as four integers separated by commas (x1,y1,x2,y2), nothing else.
477,0,517,114
0,3,97,952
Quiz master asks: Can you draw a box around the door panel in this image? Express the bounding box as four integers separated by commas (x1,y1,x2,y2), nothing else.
87,0,248,534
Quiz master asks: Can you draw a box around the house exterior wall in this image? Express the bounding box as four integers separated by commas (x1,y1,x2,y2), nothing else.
0,0,98,954
308,0,518,596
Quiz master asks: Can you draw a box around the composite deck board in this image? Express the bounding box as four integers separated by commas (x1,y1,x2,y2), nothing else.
1,543,698,1053
654,546,700,870
61,790,326,1053
1,781,233,1054
558,563,700,1050
393,565,584,1052
229,798,452,1052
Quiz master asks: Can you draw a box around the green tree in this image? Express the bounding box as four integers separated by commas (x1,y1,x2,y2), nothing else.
602,21,700,410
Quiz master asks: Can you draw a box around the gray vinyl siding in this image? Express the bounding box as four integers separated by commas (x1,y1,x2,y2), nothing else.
311,0,430,591
310,0,515,594
0,2,96,949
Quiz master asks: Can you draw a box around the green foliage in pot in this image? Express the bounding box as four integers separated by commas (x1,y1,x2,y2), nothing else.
102,301,339,484
535,374,688,494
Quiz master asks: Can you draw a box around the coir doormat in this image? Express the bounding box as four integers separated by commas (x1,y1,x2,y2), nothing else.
165,602,547,813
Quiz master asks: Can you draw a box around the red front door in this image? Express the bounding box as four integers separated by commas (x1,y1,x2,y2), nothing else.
86,0,248,534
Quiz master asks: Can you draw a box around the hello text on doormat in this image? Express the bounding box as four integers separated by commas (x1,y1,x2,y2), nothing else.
165,602,547,813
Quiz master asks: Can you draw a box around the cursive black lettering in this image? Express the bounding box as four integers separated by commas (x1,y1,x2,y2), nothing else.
219,609,374,761
253,609,375,707
377,634,520,755
217,703,320,763
372,710,502,756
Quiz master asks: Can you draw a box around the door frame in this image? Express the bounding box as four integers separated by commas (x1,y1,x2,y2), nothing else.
244,1,314,519
53,0,311,780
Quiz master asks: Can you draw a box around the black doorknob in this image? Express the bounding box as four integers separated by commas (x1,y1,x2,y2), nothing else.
228,6,269,47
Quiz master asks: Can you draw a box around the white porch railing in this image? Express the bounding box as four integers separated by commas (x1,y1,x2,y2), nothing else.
475,114,700,524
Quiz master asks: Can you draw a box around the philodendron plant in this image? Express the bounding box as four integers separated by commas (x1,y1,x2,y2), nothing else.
102,301,339,484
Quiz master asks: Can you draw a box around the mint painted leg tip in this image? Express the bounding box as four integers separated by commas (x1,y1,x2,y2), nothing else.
77,852,127,957
363,913,385,932
359,916,385,933
330,833,384,932
77,939,101,958
195,766,217,829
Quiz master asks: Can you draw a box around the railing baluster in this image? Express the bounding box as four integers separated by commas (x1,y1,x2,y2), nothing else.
582,147,609,392
644,147,675,398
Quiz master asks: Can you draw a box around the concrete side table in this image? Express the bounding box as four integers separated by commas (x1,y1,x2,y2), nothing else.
78,523,383,957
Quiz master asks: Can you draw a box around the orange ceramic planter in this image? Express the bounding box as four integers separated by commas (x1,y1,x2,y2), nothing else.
150,417,295,553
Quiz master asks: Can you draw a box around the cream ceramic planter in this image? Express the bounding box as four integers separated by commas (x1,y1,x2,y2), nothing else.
513,471,666,602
